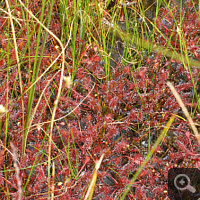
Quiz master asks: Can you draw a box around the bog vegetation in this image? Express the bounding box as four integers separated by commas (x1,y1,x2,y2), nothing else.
0,0,199,199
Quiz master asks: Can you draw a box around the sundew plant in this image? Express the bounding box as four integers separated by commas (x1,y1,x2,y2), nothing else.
0,0,199,199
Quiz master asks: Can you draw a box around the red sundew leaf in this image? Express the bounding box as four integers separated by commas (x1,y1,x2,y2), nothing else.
135,186,148,199
153,186,167,196
195,161,200,168
138,68,147,79
0,83,7,99
108,80,117,91
138,111,143,122
88,98,100,112
128,109,137,121
92,55,101,62
132,154,144,166
0,150,4,165
82,136,93,150
87,125,97,137
0,173,4,185
169,151,184,162
93,145,102,156
137,79,146,91
123,66,130,74
18,39,25,51
81,55,100,64
108,124,117,135
107,94,112,102
70,126,80,138
101,84,107,92
1,35,7,49
194,49,200,59
118,82,123,91
109,96,119,110
114,140,128,153
100,187,112,195
0,59,4,67
87,114,92,122
10,49,16,60
76,68,85,79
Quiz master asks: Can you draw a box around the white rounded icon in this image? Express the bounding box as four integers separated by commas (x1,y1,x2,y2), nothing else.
174,174,196,193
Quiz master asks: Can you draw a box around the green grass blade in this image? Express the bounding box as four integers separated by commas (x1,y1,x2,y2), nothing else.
120,114,175,199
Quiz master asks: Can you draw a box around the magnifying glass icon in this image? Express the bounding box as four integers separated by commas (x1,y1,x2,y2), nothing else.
174,174,196,193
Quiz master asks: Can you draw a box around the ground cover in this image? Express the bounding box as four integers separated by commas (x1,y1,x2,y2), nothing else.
0,0,200,199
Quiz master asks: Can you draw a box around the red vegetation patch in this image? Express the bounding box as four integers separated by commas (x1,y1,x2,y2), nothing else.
0,0,199,199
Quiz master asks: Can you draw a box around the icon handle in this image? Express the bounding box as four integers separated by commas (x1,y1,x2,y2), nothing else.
186,185,196,193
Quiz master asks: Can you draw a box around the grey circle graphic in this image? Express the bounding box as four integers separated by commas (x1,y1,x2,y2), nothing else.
174,174,196,193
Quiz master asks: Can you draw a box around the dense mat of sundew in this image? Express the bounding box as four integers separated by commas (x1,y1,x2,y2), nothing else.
0,0,199,199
